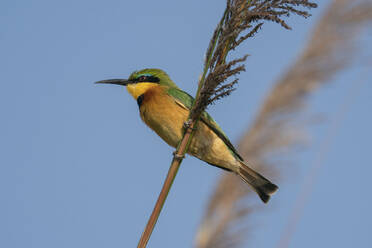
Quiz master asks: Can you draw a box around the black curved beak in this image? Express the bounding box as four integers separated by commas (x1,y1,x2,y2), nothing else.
95,79,133,86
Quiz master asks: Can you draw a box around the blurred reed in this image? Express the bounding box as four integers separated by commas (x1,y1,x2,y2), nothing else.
138,1,317,247
194,1,372,247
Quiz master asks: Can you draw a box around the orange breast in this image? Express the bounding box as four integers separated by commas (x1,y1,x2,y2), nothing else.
138,86,237,170
139,86,188,148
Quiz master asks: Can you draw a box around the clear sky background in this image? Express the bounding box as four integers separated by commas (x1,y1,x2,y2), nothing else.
1,1,371,248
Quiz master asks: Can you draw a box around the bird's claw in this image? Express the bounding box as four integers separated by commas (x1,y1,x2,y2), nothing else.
173,151,185,160
183,120,196,131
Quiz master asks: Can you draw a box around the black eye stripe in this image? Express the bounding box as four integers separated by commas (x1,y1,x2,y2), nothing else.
135,75,160,83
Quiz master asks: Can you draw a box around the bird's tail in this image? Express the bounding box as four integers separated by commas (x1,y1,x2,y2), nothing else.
237,161,278,203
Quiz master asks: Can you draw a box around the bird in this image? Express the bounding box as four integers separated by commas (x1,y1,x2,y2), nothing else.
96,68,278,203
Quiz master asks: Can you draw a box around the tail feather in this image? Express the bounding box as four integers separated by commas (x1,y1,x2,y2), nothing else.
238,161,278,203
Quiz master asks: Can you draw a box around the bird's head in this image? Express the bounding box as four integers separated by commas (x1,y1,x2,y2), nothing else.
95,68,178,100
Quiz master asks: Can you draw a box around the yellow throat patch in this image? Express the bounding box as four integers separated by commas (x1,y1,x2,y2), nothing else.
126,83,158,100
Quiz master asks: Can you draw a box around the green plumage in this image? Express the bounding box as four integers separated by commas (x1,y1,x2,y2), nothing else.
167,87,243,161
129,69,179,88
128,68,242,160
96,68,278,203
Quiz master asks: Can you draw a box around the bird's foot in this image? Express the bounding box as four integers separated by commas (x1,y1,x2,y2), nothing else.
173,151,185,160
183,120,196,131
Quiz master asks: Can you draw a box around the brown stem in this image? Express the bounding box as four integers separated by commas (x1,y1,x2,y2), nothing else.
137,123,195,248
137,5,229,247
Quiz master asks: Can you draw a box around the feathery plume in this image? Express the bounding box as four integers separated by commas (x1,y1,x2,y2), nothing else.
195,1,372,247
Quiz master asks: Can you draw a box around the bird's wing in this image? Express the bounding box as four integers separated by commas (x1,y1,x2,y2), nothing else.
167,87,243,161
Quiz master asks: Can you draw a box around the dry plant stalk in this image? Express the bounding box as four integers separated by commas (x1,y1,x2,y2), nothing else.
137,0,317,247
195,1,372,248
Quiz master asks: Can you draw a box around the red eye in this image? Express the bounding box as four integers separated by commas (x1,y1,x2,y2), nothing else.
139,76,146,81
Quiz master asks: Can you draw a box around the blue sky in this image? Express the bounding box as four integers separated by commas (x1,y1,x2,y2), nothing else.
1,1,371,247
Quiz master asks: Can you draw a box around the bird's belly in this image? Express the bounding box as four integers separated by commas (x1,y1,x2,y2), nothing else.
140,97,237,170
189,122,238,170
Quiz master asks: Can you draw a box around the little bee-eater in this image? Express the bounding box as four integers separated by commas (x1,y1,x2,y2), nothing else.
96,68,278,203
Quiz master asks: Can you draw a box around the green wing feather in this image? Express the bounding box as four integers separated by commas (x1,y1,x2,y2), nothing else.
167,87,243,161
